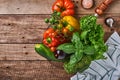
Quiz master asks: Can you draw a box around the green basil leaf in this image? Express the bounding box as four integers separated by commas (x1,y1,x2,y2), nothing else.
80,31,89,40
57,43,75,54
76,56,92,73
71,32,80,44
84,46,95,55
69,49,83,65
71,32,83,49
63,51,83,74
64,61,76,74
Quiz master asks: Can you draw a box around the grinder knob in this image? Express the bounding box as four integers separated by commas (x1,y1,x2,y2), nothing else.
95,0,114,15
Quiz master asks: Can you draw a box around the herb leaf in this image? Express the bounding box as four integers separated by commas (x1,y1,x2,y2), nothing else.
84,46,95,55
57,43,75,54
71,32,83,49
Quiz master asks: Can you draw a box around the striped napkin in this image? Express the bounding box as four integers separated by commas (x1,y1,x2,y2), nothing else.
71,31,120,80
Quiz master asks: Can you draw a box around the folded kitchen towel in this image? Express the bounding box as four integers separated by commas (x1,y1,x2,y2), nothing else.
71,31,120,80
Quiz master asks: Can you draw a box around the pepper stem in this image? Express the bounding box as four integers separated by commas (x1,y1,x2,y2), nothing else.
46,37,52,43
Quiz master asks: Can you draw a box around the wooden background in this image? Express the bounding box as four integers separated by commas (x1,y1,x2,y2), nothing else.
0,0,120,80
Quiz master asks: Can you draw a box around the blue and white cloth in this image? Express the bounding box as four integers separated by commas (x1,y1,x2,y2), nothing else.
71,31,120,80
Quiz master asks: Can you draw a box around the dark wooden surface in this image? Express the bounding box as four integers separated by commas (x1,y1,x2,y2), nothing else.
0,0,120,80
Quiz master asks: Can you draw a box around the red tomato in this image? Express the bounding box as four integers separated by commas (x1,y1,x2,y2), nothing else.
52,0,75,16
43,28,69,52
43,28,55,39
50,47,56,52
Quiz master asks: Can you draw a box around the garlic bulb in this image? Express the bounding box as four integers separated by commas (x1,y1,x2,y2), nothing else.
105,17,114,28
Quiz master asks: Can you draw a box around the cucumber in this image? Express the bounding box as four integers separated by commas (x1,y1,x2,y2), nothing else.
35,43,62,61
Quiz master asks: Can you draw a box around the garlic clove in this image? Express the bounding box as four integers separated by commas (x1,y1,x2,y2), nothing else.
81,0,94,9
105,17,114,28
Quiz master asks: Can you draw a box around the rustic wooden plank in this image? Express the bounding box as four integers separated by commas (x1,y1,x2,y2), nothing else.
0,15,48,43
0,0,119,14
0,44,46,60
0,15,120,43
0,61,72,80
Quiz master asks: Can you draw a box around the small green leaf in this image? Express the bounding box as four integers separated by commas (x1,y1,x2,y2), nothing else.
80,31,89,40
64,51,83,73
57,43,75,54
69,50,83,65
71,32,83,49
71,32,80,44
84,46,95,55
75,49,83,61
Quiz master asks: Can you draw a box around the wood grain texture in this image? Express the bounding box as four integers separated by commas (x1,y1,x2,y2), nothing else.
0,15,120,43
0,15,48,43
0,44,46,60
0,0,119,14
0,61,72,80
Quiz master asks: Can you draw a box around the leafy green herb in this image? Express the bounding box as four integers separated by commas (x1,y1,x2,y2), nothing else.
57,43,75,54
57,15,108,74
84,46,95,55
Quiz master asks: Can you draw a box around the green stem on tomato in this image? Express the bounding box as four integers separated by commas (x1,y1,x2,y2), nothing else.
46,37,52,43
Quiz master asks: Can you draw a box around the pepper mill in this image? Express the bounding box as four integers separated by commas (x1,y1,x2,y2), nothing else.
95,0,114,15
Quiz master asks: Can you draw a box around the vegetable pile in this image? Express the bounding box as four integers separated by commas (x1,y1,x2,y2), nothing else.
57,15,107,73
35,0,107,74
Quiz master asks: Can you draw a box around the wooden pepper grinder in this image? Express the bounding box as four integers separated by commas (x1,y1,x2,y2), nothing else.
95,0,114,15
